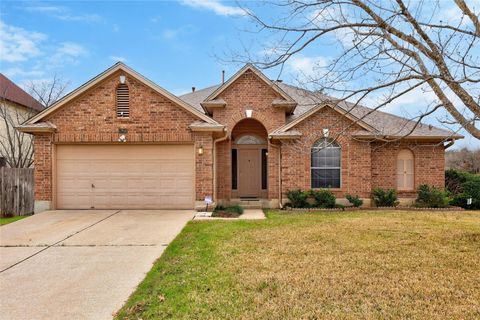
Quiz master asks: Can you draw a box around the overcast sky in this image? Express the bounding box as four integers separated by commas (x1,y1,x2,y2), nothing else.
1,0,478,149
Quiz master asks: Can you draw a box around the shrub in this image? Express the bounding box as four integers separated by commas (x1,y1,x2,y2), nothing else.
286,189,309,208
415,185,450,208
445,169,470,194
213,205,244,217
346,194,363,207
450,180,480,209
372,188,399,207
310,189,336,208
445,169,480,209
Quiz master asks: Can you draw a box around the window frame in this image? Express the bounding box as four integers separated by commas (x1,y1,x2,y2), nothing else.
310,138,341,189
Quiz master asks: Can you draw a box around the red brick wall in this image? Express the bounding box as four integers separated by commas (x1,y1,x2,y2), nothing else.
281,107,372,198
212,69,285,131
371,141,445,198
33,134,53,201
212,71,285,201
33,70,213,204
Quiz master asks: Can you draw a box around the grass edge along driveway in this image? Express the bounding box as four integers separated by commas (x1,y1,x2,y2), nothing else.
0,215,28,226
115,210,480,320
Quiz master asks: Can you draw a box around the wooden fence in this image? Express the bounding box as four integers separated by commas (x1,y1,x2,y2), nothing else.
0,167,34,216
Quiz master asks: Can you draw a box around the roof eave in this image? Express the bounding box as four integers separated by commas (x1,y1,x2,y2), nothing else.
352,134,465,141
26,62,219,125
16,126,56,133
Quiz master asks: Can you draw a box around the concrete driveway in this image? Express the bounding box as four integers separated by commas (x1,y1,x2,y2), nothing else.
0,209,194,320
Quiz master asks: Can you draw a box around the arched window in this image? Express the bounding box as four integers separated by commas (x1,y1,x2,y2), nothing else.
235,135,266,145
397,149,414,190
311,138,341,188
116,83,129,117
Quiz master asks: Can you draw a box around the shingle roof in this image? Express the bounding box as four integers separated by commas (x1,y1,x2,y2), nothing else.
0,73,44,112
180,82,462,139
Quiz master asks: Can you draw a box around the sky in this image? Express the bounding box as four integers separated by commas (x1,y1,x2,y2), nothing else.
0,0,478,149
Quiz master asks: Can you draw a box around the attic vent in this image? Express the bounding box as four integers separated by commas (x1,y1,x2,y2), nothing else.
116,83,129,117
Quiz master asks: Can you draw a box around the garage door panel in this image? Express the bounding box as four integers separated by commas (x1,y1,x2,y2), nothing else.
56,145,195,209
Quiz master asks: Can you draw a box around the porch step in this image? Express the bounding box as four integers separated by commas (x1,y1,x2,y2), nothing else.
229,198,264,209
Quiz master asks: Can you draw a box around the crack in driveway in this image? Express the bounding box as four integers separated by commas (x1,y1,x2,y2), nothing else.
0,210,122,273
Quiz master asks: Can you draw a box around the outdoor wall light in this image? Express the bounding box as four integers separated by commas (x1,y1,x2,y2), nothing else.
322,128,330,137
198,146,204,155
245,109,253,118
119,75,126,84
118,134,127,142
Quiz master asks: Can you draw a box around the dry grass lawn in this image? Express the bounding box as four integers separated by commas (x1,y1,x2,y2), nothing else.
116,210,480,320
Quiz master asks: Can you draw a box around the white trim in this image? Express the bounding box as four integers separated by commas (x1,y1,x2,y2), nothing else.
273,104,376,134
310,138,342,189
203,64,296,104
26,62,218,125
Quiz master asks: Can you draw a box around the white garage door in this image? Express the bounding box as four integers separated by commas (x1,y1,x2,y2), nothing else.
56,145,195,209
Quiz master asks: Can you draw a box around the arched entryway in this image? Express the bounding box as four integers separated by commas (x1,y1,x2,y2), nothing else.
231,118,268,199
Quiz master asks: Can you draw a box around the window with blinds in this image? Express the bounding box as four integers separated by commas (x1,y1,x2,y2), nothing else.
311,138,341,188
397,149,414,190
116,83,129,117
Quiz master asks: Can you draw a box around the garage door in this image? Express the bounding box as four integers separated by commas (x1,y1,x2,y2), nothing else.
56,145,194,209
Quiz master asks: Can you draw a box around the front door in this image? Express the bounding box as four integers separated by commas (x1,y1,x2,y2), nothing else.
238,148,261,197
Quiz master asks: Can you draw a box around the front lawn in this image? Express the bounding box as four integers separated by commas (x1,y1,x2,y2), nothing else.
0,215,28,226
116,210,480,319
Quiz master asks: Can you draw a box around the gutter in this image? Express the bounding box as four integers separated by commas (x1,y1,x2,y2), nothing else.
269,140,282,209
444,139,456,149
213,128,229,204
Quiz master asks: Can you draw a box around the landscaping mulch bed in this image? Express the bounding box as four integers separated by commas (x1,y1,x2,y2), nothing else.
211,211,242,218
285,206,465,212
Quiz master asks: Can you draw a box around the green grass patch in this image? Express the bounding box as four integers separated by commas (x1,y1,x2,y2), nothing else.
0,215,28,226
115,210,480,319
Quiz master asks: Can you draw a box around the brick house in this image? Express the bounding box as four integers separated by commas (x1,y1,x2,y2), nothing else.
18,63,462,212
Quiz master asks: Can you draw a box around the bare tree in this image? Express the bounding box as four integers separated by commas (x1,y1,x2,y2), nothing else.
0,76,68,168
234,0,480,139
26,74,69,108
0,99,37,168
446,147,480,173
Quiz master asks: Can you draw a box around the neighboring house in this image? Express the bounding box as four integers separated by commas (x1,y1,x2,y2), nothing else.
18,63,462,212
0,73,44,167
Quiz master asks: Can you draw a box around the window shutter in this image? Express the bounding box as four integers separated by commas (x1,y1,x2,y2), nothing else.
116,84,129,117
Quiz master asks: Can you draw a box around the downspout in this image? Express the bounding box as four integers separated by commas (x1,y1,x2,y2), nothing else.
213,128,229,205
444,139,455,150
269,140,283,209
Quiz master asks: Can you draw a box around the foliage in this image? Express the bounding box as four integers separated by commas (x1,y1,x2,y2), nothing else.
372,188,399,207
415,185,450,208
445,169,480,209
346,194,363,207
310,189,336,208
214,205,244,215
450,181,480,210
286,189,309,208
286,189,337,208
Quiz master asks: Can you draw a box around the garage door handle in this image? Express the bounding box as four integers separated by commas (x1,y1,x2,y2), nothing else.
91,184,95,188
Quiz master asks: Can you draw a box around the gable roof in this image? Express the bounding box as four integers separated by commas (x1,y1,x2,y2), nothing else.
180,81,463,140
0,73,44,112
203,64,297,107
26,62,218,125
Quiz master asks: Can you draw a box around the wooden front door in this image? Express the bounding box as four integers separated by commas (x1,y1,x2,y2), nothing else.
238,148,261,197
